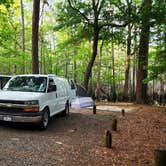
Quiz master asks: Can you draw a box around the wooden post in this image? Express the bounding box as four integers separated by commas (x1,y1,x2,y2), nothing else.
154,149,166,166
121,109,125,116
112,119,117,131
93,105,96,114
105,130,112,148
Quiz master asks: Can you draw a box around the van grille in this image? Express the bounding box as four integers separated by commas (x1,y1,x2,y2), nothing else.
0,106,24,114
0,100,24,105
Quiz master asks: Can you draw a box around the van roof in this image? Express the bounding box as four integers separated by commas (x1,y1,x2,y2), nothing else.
0,75,11,77
12,74,54,77
9,74,68,80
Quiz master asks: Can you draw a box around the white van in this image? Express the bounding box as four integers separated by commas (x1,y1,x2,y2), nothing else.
0,74,76,129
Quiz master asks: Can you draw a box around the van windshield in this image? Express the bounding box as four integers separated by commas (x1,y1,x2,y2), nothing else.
4,76,47,93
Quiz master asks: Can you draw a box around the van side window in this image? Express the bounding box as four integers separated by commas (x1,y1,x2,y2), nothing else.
48,79,56,92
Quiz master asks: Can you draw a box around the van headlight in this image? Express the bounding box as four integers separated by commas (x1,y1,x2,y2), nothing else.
24,100,39,112
24,100,39,106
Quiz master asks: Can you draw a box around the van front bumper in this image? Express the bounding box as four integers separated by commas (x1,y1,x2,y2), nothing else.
0,112,43,123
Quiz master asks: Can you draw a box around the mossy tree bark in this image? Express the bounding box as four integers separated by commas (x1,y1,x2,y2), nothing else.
136,0,152,104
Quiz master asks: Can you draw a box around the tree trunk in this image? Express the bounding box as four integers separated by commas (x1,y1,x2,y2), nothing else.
136,0,152,104
132,53,136,100
132,25,138,100
95,40,104,101
111,37,117,102
13,64,17,75
123,0,132,101
32,0,40,74
20,0,25,73
123,24,132,100
39,1,48,74
65,54,68,78
43,54,46,74
84,27,99,91
73,50,77,83
40,36,43,73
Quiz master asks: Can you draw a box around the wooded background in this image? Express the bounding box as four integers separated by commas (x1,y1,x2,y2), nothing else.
0,0,165,104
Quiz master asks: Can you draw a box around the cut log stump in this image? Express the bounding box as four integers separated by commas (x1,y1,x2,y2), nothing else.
154,149,166,166
93,105,96,114
121,109,125,116
105,130,112,148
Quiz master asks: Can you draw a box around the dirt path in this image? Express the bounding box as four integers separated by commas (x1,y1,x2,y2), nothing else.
0,104,165,165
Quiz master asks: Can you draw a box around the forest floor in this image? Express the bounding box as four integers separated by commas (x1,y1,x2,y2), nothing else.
0,103,165,166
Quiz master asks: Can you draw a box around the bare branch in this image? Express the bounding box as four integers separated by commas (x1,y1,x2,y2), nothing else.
96,0,99,7
98,0,105,14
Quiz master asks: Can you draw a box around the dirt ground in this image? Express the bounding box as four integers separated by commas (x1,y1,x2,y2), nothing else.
0,103,165,166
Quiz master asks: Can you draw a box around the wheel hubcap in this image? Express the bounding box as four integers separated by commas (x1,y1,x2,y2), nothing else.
66,105,69,113
43,112,48,127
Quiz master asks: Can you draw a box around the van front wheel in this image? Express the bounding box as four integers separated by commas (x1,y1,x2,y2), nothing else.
39,108,49,130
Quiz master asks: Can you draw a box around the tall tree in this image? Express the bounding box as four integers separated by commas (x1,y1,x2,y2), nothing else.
95,40,104,100
66,0,127,91
32,0,40,74
123,0,133,100
20,0,25,73
136,0,152,103
111,34,117,102
123,23,132,100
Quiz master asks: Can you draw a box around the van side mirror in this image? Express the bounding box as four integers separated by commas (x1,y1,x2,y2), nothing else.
48,84,57,92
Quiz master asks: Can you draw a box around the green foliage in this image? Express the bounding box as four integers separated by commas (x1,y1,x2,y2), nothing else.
0,0,13,8
0,0,165,100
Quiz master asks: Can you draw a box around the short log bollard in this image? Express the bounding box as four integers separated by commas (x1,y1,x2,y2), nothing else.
93,104,96,114
105,130,112,148
112,119,117,131
154,149,166,166
121,109,125,116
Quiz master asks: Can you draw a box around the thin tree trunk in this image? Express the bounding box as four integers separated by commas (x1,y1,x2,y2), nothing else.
49,44,52,73
84,27,99,91
32,0,40,74
123,24,132,100
136,0,152,104
39,1,49,74
132,24,138,100
13,64,17,75
111,36,117,102
123,0,132,100
13,34,17,74
73,50,77,83
20,0,25,73
39,34,44,73
132,53,136,100
95,40,104,100
65,54,68,78
43,54,46,74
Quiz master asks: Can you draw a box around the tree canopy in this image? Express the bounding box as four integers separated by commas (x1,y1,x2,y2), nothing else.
0,0,165,104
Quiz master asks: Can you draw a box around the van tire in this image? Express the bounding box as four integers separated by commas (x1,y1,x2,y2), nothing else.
39,108,49,130
61,103,69,117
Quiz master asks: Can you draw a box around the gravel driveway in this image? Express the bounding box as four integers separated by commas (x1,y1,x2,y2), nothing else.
0,104,165,166
0,108,114,166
